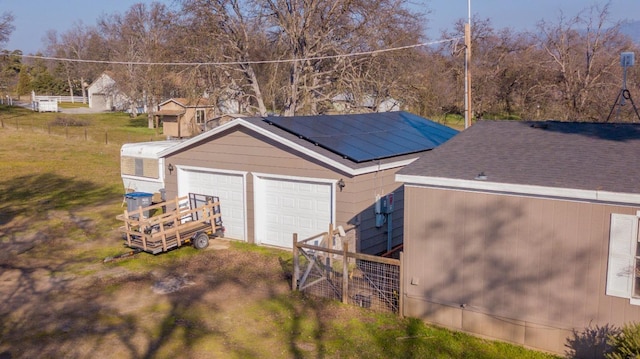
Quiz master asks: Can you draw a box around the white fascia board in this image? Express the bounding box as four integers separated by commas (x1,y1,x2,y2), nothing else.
121,174,164,184
396,174,640,206
177,165,248,177
159,118,418,176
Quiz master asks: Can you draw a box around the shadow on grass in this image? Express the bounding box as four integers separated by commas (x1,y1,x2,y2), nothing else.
0,173,118,225
127,117,151,128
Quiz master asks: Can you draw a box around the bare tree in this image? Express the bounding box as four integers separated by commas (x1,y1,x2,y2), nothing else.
0,11,14,48
335,0,426,114
98,2,176,115
260,0,427,115
535,2,634,121
44,23,105,103
178,0,272,116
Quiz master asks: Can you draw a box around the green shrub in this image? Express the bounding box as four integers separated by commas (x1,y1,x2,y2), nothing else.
606,322,640,359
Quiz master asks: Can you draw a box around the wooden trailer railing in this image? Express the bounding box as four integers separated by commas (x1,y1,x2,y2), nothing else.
117,193,223,254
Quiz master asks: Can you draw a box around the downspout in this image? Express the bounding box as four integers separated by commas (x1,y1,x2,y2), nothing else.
387,208,393,252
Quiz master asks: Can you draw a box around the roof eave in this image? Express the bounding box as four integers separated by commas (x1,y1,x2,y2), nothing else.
396,174,640,206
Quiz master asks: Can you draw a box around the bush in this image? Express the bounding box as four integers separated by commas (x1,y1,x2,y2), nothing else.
606,322,640,359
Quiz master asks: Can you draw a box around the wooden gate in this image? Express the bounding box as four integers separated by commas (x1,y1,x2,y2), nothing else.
292,227,402,314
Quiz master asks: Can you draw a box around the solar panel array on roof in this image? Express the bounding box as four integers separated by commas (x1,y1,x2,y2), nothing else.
264,112,458,162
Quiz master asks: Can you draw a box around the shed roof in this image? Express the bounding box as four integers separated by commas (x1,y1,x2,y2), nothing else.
397,120,640,203
158,98,217,108
160,112,458,176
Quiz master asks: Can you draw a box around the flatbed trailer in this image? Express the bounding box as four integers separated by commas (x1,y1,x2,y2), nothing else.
117,193,224,254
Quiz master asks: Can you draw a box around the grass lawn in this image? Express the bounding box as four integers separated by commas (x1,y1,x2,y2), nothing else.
0,105,559,358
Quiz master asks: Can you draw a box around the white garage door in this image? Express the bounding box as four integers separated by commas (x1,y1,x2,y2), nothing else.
178,168,246,241
255,176,333,248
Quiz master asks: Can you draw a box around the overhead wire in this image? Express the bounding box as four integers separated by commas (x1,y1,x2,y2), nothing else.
18,37,462,66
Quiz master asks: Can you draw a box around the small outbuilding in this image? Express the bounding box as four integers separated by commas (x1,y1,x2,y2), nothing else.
87,72,131,112
159,111,458,253
154,97,247,139
396,120,640,355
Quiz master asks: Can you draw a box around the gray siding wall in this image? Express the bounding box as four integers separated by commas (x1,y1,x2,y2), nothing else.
163,127,405,252
403,185,640,354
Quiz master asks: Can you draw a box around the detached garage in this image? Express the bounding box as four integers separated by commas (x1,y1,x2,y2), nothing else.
159,112,458,253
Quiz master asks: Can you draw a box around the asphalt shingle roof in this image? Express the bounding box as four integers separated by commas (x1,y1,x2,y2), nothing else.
397,120,640,194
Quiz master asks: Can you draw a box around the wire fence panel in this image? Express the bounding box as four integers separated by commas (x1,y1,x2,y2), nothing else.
294,232,401,314
349,259,400,313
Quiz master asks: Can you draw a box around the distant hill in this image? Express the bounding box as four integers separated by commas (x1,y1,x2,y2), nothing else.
620,20,640,44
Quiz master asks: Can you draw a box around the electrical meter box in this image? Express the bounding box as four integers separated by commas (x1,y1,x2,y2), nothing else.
375,193,394,228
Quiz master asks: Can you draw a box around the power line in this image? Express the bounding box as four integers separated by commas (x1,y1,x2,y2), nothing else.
19,38,461,66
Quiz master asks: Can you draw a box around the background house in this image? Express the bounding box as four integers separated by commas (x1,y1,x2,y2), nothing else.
331,93,401,113
154,97,243,139
158,111,458,254
395,120,640,355
87,72,131,111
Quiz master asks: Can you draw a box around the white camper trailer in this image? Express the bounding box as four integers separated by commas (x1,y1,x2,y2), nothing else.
120,141,181,200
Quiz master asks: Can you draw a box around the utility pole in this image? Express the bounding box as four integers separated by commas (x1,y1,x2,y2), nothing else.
464,0,472,129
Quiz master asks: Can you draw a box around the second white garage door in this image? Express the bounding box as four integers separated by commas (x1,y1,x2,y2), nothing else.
255,175,333,248
178,168,246,241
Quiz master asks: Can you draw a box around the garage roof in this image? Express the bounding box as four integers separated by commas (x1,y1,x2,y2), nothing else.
397,120,640,204
266,112,458,163
159,113,458,176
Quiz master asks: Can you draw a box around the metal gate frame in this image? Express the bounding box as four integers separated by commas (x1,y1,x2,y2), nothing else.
292,226,403,314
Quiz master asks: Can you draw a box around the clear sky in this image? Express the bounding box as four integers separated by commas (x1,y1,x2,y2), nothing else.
3,0,640,54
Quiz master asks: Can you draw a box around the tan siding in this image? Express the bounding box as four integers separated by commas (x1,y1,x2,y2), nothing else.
143,158,158,178
164,127,407,250
121,157,135,175
350,168,405,254
403,185,640,354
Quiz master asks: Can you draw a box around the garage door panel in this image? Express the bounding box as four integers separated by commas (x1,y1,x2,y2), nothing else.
180,169,246,241
257,177,332,248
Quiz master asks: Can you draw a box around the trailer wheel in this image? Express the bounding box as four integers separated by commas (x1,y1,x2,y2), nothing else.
193,233,209,250
215,228,225,238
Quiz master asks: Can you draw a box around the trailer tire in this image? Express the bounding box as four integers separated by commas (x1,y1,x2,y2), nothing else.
193,233,209,250
215,228,225,238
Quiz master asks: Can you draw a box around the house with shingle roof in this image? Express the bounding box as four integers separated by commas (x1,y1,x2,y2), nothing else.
395,120,640,355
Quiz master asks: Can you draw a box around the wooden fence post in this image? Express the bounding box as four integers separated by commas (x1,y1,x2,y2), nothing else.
292,233,299,291
105,131,108,144
327,223,334,277
342,240,349,304
399,251,404,318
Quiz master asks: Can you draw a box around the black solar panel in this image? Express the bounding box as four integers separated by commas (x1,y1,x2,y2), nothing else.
264,112,458,162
